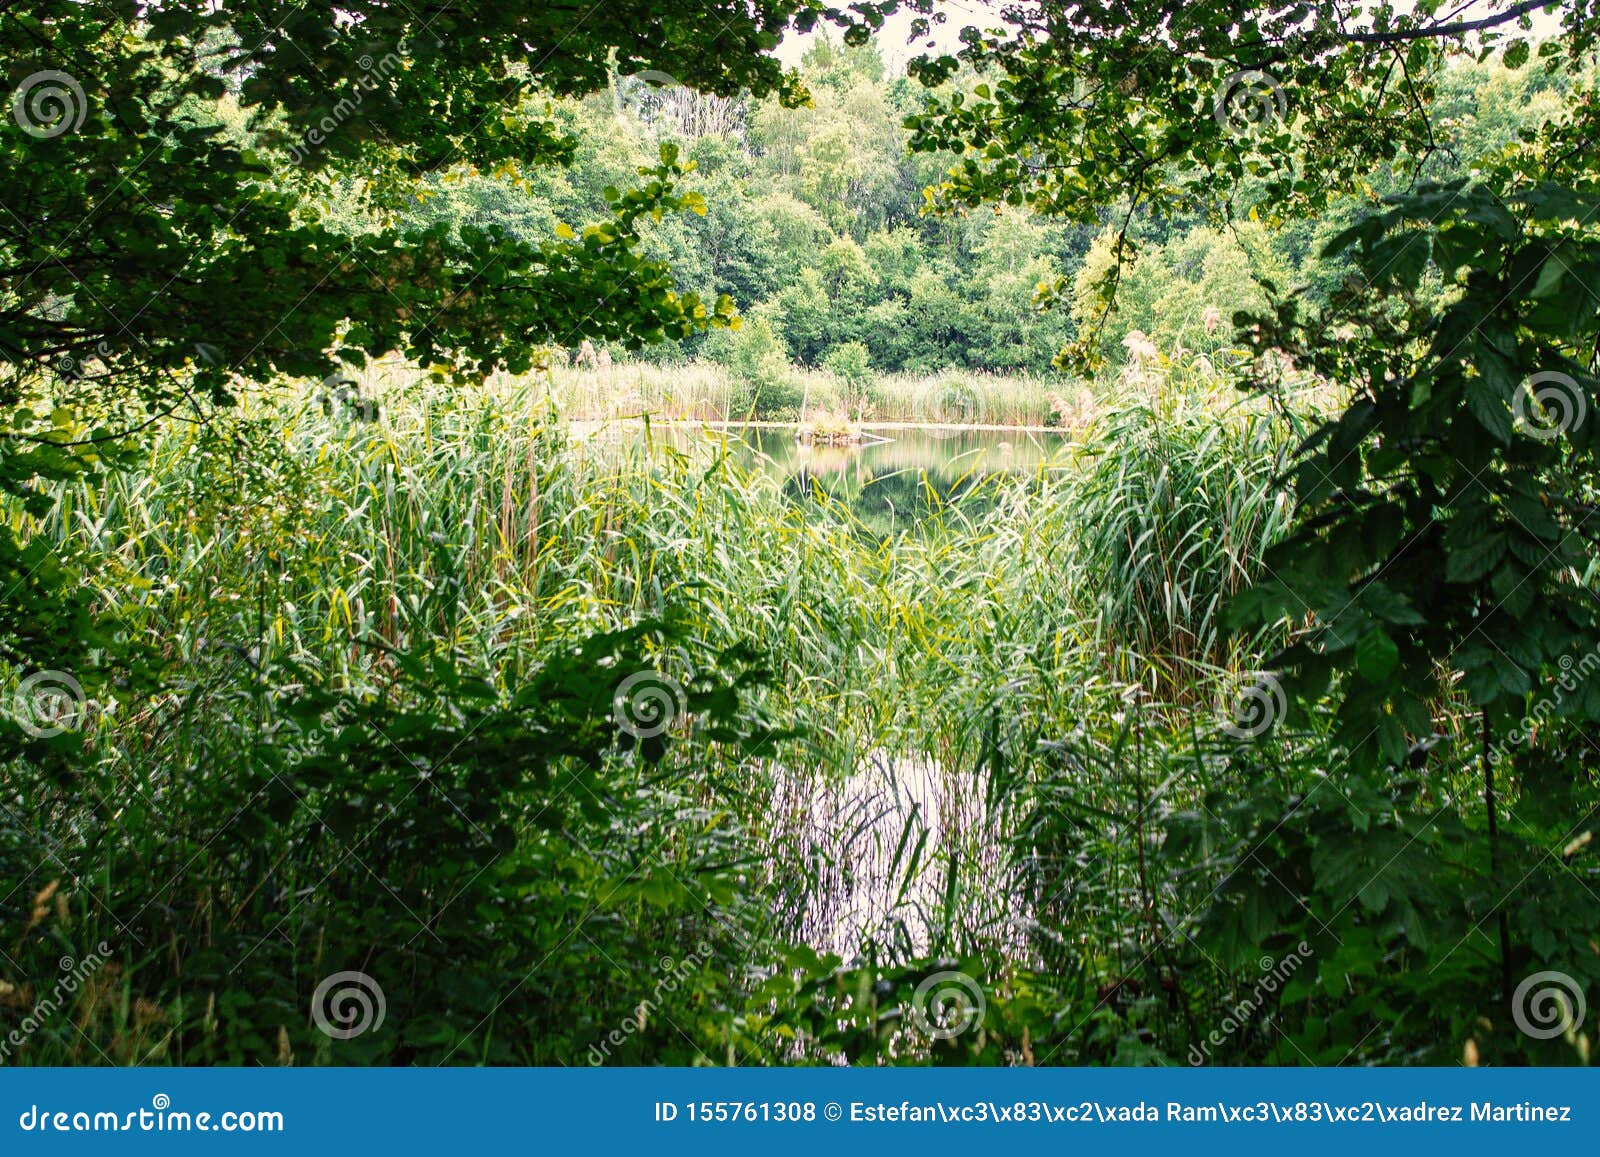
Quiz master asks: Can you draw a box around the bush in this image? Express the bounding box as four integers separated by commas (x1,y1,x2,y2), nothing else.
702,315,803,419
821,341,874,391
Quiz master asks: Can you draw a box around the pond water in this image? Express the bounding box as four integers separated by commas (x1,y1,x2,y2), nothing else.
660,424,1071,531
767,753,1027,960
588,422,1064,957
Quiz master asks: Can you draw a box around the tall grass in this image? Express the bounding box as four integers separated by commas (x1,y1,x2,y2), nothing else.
523,360,1068,427
5,370,1301,1063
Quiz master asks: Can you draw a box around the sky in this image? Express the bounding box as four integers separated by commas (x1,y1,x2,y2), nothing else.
774,0,1571,71
775,0,1003,70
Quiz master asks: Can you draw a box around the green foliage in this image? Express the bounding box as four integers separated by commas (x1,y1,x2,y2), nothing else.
702,313,803,418
1060,398,1296,694
1234,179,1600,767
821,341,875,390
9,0,1600,1072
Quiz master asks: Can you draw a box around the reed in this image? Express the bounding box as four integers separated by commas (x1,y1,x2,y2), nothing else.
6,366,1300,1063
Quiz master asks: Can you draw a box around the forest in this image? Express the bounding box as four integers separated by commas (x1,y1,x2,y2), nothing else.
2,0,1599,1069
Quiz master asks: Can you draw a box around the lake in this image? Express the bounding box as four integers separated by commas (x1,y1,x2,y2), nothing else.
641,423,1072,531
570,420,1069,956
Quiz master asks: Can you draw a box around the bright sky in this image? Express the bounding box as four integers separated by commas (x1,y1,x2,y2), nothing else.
775,0,1003,70
775,0,1570,72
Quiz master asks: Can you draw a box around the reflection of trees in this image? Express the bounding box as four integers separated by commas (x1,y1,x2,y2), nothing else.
783,462,1007,536
741,427,1062,535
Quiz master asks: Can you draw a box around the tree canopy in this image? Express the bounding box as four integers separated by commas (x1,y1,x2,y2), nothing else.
0,0,909,686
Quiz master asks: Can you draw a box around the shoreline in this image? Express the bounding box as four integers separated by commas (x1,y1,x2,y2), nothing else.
566,418,1069,436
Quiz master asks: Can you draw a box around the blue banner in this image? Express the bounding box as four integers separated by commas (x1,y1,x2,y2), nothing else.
2,1068,1594,1154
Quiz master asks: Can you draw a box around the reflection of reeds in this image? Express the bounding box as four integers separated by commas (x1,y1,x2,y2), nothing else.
765,751,1023,961
28,374,1300,984
540,362,1067,426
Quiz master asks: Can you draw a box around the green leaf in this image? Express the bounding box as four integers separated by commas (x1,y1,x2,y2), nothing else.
1355,629,1400,682
1444,530,1507,583
1529,254,1565,299
1465,376,1514,444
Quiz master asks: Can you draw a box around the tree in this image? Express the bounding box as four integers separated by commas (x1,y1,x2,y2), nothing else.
890,0,1600,1047
0,0,898,696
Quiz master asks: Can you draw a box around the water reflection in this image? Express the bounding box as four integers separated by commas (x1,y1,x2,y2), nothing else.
679,424,1069,531
576,420,1060,956
766,752,1029,961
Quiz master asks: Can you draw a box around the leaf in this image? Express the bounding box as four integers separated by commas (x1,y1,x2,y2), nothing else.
1529,254,1565,299
1465,376,1514,444
1444,530,1507,583
1355,629,1400,683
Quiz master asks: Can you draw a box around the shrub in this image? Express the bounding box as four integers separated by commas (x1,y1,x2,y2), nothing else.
821,341,874,391
703,315,803,419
